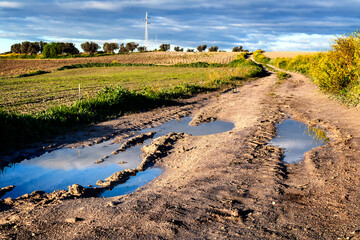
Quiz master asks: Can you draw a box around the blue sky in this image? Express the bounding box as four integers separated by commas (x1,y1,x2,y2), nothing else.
0,0,359,53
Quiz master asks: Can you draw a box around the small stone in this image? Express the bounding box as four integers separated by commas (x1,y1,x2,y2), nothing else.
68,184,85,196
231,209,239,217
65,217,83,223
107,201,117,207
21,193,29,198
96,180,111,188
117,161,127,164
4,197,13,205
0,185,15,198
94,159,105,164
30,190,45,196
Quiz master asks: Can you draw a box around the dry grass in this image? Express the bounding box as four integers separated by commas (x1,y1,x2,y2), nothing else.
0,52,238,77
263,51,318,59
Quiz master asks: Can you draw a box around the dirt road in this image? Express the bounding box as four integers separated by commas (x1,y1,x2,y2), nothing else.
1,67,360,239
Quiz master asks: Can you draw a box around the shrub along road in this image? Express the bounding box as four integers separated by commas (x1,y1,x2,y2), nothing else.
1,67,360,239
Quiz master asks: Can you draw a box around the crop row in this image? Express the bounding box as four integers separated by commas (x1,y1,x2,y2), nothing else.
0,52,238,77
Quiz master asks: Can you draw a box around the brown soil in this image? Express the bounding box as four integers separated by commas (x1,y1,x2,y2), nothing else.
0,52,237,77
1,66,360,239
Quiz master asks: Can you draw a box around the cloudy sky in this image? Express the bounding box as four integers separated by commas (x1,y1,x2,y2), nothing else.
0,0,359,53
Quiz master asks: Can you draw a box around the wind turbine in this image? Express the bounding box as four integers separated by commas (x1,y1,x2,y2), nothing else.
144,12,151,49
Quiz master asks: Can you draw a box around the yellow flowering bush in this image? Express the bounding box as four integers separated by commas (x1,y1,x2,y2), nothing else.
272,31,360,106
311,32,360,96
253,49,271,64
273,57,291,69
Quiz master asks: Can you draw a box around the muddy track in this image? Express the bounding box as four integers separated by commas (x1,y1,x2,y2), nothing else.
1,68,360,239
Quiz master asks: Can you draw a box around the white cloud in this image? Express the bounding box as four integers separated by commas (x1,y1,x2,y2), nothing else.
269,33,336,51
232,32,336,51
57,0,226,11
210,26,228,30
58,1,121,11
0,1,23,8
0,0,358,53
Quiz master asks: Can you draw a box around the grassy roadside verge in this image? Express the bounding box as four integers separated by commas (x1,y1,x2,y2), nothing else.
252,50,290,83
254,31,360,106
0,58,263,153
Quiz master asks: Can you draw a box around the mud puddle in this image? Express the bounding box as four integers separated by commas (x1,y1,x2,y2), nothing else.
269,119,329,163
0,117,234,199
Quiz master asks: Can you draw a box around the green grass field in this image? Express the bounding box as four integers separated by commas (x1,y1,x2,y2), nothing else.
1,66,235,113
0,58,263,152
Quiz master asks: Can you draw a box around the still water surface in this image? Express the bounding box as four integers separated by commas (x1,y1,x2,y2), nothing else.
269,119,329,163
1,117,234,198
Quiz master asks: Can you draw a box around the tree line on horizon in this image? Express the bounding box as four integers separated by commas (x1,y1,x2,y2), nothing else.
8,41,248,58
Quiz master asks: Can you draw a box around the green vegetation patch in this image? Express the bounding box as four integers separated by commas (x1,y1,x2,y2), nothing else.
253,50,271,64
57,62,155,71
271,31,360,106
17,70,50,78
276,71,291,81
0,62,264,152
57,61,226,71
172,62,225,68
1,66,219,113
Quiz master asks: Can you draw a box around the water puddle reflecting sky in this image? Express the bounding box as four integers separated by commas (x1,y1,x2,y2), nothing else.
0,116,234,199
269,119,329,163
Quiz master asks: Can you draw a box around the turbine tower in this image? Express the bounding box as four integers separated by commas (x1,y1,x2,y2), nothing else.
155,34,157,49
144,12,151,49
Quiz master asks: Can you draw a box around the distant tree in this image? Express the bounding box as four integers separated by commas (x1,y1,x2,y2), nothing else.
186,48,195,52
28,42,40,55
174,46,184,52
232,46,242,52
81,42,91,53
232,46,248,52
10,41,41,54
20,41,31,54
208,46,218,52
159,44,170,51
103,42,109,53
42,42,63,58
103,42,119,54
137,46,147,52
39,41,47,53
81,41,100,54
62,42,79,55
118,43,128,53
10,43,21,53
125,42,139,52
197,45,207,52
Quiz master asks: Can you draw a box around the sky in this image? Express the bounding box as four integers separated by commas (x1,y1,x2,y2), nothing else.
0,0,359,53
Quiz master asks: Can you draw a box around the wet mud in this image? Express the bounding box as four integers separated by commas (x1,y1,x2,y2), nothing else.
1,68,360,239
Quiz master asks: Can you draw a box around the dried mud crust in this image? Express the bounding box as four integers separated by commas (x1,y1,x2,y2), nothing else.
1,70,360,239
